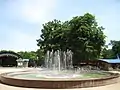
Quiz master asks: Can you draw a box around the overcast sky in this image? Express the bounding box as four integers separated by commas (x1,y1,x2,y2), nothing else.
0,0,120,52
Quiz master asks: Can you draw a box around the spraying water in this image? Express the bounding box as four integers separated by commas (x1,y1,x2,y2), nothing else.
117,54,120,59
44,49,73,71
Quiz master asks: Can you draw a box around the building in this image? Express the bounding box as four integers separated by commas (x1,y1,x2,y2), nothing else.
99,59,120,70
0,51,22,67
16,58,29,67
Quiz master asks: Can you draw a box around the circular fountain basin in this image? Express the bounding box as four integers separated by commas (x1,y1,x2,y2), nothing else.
0,69,119,89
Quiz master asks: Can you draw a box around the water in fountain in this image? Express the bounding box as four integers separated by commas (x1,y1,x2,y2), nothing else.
44,49,73,71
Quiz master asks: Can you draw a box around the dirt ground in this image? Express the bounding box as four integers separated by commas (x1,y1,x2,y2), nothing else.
0,68,120,90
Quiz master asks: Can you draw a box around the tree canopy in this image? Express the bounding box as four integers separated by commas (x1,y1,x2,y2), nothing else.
37,13,106,64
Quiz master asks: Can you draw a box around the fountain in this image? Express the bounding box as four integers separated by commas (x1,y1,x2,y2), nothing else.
45,50,73,70
0,50,119,89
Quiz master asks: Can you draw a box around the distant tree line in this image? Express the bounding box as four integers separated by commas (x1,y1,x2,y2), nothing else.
101,40,120,59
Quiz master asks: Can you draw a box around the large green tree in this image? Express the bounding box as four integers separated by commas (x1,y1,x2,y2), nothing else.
37,13,106,64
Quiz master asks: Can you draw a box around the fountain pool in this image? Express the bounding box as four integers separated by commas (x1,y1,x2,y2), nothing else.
5,69,112,80
0,50,119,89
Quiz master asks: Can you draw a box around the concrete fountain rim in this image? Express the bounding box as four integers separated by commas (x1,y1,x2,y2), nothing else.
0,70,119,81
0,70,119,89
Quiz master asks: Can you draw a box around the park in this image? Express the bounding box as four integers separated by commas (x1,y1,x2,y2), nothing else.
0,12,120,90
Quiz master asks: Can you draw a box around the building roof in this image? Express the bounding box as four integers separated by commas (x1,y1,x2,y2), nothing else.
0,51,22,58
100,59,120,64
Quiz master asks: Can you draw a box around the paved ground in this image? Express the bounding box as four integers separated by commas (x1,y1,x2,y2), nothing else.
0,68,120,90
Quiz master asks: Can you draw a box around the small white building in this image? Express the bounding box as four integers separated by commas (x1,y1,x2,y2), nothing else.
16,58,29,67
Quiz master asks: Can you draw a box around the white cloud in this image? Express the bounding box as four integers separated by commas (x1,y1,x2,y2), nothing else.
1,0,57,51
5,0,57,23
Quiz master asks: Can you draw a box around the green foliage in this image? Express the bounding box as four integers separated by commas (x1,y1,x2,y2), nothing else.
37,19,64,51
36,49,45,65
100,46,115,59
17,51,37,60
37,13,106,64
17,51,45,65
110,40,120,58
101,40,120,59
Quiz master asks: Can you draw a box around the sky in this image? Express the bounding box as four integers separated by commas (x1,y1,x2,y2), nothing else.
0,0,120,52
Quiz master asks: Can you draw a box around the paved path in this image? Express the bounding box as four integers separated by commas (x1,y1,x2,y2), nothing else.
0,68,120,90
